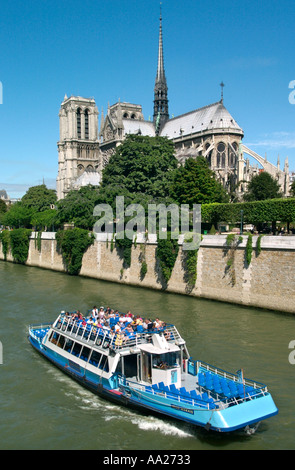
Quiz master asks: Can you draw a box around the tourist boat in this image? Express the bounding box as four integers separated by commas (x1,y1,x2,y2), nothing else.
28,310,278,433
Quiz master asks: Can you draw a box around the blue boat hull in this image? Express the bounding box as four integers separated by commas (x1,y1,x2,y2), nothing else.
28,334,278,433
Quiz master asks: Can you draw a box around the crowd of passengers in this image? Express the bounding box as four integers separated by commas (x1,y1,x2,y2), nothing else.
61,306,168,346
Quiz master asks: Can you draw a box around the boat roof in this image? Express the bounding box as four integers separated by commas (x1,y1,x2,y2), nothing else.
138,342,180,355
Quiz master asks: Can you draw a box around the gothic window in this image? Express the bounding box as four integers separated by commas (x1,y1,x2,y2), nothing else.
77,108,81,139
205,143,212,166
123,112,129,118
85,109,89,139
77,164,84,176
229,142,238,167
217,142,226,168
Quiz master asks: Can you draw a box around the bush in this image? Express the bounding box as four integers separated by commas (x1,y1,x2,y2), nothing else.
156,233,179,284
56,228,95,275
9,228,32,264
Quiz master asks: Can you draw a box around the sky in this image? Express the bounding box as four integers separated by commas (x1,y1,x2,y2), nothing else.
0,0,295,199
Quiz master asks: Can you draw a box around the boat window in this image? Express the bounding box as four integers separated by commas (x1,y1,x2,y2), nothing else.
80,346,91,362
89,350,104,368
72,342,83,357
64,338,74,352
49,331,60,345
89,350,109,372
153,351,180,369
123,354,138,378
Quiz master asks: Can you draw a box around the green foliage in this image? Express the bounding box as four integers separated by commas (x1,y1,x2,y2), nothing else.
0,230,10,260
0,199,7,215
243,171,282,201
256,234,263,256
156,233,179,284
202,198,295,227
21,184,57,212
224,234,242,286
57,186,100,230
1,202,33,228
9,228,32,264
101,135,177,199
31,209,58,231
246,234,253,266
182,236,199,291
56,228,95,275
1,185,57,230
171,156,229,206
139,243,148,280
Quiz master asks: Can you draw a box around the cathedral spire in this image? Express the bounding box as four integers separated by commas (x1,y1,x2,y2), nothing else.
153,4,169,134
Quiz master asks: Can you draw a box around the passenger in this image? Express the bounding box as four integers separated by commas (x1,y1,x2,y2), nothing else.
126,324,134,334
124,314,131,324
114,322,121,333
103,321,110,330
147,319,154,330
109,309,115,318
92,306,99,320
114,332,125,348
99,307,105,321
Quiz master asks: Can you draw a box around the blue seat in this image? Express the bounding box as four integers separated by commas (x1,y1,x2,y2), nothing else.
190,390,199,399
180,387,190,397
158,382,165,390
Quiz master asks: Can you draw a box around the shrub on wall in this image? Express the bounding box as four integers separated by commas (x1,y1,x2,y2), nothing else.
246,234,253,266
182,236,199,292
0,230,11,260
9,228,32,264
56,228,95,275
156,232,179,284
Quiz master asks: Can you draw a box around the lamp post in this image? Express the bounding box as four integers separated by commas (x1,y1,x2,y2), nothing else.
240,210,243,235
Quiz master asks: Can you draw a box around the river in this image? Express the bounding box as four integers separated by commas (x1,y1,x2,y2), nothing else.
0,261,294,451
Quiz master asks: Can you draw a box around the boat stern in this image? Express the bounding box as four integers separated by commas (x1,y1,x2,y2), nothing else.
209,393,278,432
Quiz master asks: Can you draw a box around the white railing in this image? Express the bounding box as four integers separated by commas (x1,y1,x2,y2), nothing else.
117,376,217,410
53,314,184,352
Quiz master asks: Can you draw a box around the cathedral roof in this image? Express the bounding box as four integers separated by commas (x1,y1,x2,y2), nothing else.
160,101,243,139
122,119,156,137
72,170,101,189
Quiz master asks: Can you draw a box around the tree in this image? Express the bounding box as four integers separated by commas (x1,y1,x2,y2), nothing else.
243,171,282,201
0,199,7,215
170,156,228,206
21,184,57,212
56,185,100,230
101,134,177,199
1,202,33,228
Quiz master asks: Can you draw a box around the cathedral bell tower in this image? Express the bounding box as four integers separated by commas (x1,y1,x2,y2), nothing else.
56,95,100,200
153,8,169,135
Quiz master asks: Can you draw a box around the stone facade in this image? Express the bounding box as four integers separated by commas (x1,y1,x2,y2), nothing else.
1,234,295,314
56,96,100,200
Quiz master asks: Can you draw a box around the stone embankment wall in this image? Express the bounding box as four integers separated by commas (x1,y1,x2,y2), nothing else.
1,233,295,314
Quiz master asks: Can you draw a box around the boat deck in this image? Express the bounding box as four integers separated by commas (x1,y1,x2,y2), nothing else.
52,314,185,353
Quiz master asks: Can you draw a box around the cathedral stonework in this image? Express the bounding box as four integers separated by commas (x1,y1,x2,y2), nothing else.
56,15,289,200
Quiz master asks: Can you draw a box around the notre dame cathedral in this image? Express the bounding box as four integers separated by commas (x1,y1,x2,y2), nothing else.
56,12,289,200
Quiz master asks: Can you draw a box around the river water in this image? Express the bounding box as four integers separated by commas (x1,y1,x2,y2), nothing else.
0,261,294,451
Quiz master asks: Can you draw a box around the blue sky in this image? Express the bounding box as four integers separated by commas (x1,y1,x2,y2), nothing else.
0,0,295,199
